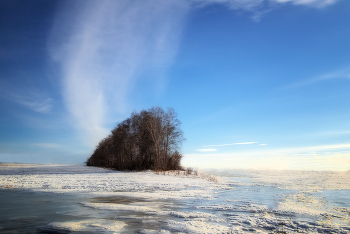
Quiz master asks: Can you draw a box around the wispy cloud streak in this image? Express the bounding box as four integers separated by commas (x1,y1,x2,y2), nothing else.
192,0,339,21
0,81,52,113
272,0,338,8
208,142,258,146
49,0,189,146
184,144,350,170
285,67,350,89
192,0,264,11
10,94,52,113
197,148,218,152
31,143,61,148
194,0,338,8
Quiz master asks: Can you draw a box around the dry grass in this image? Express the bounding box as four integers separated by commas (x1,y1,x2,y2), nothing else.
153,168,219,183
2,185,17,189
0,163,38,167
0,163,21,167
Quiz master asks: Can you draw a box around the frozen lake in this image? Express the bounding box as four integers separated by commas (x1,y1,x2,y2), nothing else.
0,164,349,233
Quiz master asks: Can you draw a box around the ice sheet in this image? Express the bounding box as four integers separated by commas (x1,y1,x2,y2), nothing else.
1,164,349,233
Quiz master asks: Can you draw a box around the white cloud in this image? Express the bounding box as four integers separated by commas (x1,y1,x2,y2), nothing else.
10,94,52,114
31,143,62,148
192,0,339,21
196,0,339,8
234,142,258,145
209,142,258,146
277,143,350,153
197,148,218,152
0,83,53,113
183,144,350,170
48,0,189,146
272,0,338,8
285,67,350,89
192,0,264,11
191,0,269,22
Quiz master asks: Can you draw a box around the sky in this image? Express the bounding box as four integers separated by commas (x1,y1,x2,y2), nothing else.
0,0,349,170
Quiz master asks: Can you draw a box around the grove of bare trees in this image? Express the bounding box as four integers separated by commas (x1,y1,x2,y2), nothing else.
86,107,185,171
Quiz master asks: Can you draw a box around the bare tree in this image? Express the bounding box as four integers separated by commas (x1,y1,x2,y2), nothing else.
86,106,184,171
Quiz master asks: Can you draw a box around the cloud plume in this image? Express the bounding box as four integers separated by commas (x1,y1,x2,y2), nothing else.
49,0,188,146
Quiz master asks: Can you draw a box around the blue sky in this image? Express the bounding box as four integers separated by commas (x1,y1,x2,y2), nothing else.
0,0,349,170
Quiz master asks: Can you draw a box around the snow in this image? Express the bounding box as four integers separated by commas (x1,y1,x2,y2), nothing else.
165,220,231,234
0,164,222,198
209,168,350,191
0,164,226,233
48,219,125,233
1,164,349,233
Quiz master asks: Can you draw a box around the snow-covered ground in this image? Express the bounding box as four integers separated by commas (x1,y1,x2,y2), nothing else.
0,164,227,233
0,164,349,233
0,164,222,199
